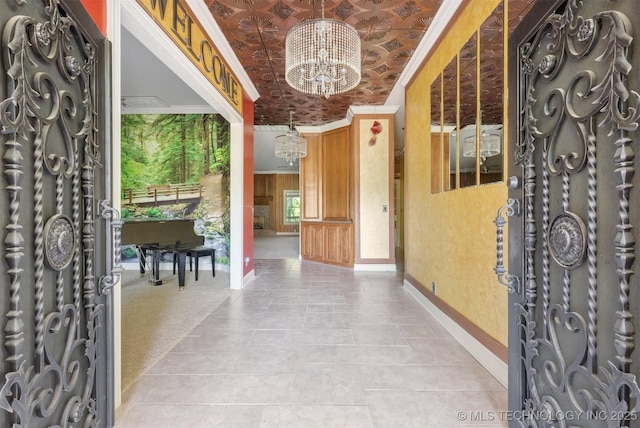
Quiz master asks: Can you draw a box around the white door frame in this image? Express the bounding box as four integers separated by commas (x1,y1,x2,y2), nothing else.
109,0,256,409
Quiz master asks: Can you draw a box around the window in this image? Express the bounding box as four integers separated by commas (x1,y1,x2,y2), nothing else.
284,190,300,224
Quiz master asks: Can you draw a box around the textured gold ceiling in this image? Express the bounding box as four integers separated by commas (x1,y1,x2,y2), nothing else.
205,0,536,127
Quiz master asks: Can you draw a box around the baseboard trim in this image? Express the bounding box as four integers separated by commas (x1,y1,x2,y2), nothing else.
243,269,255,286
275,232,300,236
404,275,508,388
353,263,397,272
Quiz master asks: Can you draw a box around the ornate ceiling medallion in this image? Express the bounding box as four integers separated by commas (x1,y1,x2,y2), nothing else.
548,212,587,269
44,214,76,271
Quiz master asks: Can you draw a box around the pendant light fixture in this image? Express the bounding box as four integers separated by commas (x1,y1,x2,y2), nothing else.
284,0,361,98
275,112,307,166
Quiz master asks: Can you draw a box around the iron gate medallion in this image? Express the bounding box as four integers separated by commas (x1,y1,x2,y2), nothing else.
44,214,75,271
548,211,586,269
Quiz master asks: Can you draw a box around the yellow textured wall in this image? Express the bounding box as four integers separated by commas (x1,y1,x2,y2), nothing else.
405,0,508,346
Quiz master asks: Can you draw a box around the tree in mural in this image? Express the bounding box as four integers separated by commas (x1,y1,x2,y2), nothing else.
120,113,231,263
121,114,152,190
151,114,205,184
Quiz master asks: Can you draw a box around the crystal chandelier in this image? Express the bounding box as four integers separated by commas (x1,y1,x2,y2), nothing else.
463,132,501,164
462,111,501,164
284,0,361,99
275,112,307,166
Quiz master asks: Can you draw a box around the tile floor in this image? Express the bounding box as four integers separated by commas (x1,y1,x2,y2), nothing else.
116,259,507,427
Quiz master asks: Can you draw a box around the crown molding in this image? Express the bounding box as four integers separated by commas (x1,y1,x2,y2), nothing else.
349,105,400,116
254,125,290,132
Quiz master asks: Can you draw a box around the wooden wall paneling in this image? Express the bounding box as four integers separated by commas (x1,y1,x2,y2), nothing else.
300,134,322,221
312,224,325,260
301,223,313,258
267,174,275,231
299,127,354,267
301,222,324,260
254,174,265,197
254,173,274,228
322,127,351,221
274,175,283,232
337,223,353,265
254,174,274,203
325,225,340,264
324,223,353,266
254,174,270,197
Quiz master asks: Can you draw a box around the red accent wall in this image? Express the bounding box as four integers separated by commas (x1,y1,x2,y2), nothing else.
79,0,106,35
243,93,255,276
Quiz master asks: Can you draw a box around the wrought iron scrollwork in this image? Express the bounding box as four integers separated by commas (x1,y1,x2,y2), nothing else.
1,0,104,425
493,198,521,294
513,1,640,425
98,200,122,295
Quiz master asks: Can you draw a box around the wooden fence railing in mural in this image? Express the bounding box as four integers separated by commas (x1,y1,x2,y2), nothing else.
122,183,203,206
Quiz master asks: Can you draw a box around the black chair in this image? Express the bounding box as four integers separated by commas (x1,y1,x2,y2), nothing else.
187,245,215,280
173,244,215,281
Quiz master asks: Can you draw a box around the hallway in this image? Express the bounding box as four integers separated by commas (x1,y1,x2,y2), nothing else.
116,259,506,427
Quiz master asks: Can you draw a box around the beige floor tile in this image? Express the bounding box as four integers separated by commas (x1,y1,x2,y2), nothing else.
115,404,210,428
337,344,419,365
198,405,265,427
259,405,374,428
118,257,507,428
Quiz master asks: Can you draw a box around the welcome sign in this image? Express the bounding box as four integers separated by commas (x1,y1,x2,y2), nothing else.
137,0,243,114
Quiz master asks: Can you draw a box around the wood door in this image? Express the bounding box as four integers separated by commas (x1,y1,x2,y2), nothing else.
506,0,640,425
0,0,116,426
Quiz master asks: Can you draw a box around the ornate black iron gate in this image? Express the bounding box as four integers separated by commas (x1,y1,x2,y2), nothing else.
505,0,640,426
0,0,117,427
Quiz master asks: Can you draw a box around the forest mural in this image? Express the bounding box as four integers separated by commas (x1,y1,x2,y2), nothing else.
120,113,231,265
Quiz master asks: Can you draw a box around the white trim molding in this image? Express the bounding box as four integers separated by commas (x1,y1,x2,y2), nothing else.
353,264,397,272
243,269,256,285
349,105,400,117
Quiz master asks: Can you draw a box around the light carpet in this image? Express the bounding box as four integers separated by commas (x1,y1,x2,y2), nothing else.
120,266,233,392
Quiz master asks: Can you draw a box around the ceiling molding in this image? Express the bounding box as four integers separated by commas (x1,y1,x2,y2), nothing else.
121,105,218,114
298,118,351,135
254,170,300,175
349,105,401,116
254,125,290,132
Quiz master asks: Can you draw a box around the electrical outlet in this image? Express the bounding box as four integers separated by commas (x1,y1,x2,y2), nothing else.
432,281,437,295
383,205,388,212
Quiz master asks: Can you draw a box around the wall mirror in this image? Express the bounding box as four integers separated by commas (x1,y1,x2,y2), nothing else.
458,32,477,188
429,1,505,191
443,55,457,191
430,73,442,193
478,2,504,184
